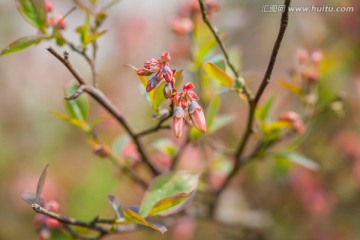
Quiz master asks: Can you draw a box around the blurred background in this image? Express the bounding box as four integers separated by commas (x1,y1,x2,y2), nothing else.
0,0,359,239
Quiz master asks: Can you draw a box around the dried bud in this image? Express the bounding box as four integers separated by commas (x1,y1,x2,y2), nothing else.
93,144,111,158
146,75,158,92
45,1,53,12
164,82,173,99
188,100,206,132
173,107,185,138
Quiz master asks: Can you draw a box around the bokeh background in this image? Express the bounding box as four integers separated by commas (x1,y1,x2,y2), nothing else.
0,0,360,239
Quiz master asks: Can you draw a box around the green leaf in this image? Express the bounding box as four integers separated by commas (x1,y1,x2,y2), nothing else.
277,80,302,95
147,192,193,217
49,110,91,132
76,15,91,47
123,208,167,234
15,0,47,32
256,96,275,122
1,35,48,55
206,96,221,128
275,152,319,171
85,30,107,45
36,164,49,205
152,80,166,113
152,138,177,157
139,172,199,217
195,38,217,61
209,55,226,71
64,85,90,121
204,62,234,88
174,70,184,90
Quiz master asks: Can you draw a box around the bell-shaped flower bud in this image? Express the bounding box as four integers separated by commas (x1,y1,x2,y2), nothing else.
146,75,158,92
163,65,173,83
144,58,158,70
173,107,185,138
164,82,173,99
278,111,305,133
188,100,206,132
45,1,54,12
161,52,171,63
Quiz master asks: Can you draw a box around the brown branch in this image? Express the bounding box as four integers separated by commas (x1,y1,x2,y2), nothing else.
135,114,172,138
47,47,160,176
198,0,252,101
212,0,291,207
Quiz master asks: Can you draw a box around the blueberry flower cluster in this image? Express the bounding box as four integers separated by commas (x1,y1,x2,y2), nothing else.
137,52,206,138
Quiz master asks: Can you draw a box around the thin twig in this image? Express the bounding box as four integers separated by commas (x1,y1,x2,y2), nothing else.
198,0,252,101
136,115,172,138
213,0,291,207
47,47,160,176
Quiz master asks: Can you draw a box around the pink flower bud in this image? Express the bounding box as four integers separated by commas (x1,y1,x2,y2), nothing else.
187,91,199,101
144,58,158,70
183,82,195,91
164,82,173,99
55,14,66,29
173,107,185,138
45,1,53,12
39,228,51,240
171,17,194,36
296,48,309,64
163,65,173,82
161,52,171,63
46,200,61,213
146,76,158,92
46,218,61,229
137,68,150,76
311,50,323,64
278,111,305,133
188,100,206,132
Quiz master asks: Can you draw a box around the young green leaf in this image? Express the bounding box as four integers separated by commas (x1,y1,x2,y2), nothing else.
147,192,193,217
275,152,319,171
20,191,39,205
139,172,199,218
0,35,48,55
123,208,167,234
204,62,234,88
206,95,221,128
277,80,302,95
152,80,166,113
36,164,49,206
49,110,91,132
209,55,226,71
64,85,90,121
111,135,130,156
15,0,47,32
256,96,275,122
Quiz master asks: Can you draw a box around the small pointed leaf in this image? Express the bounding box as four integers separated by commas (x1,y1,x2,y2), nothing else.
276,152,319,171
15,0,47,32
49,110,91,132
36,164,49,205
1,35,48,55
204,62,234,88
152,80,166,113
123,208,167,234
64,84,90,121
147,192,193,217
